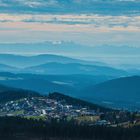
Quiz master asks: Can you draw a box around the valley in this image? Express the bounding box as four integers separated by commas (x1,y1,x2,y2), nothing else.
0,54,140,111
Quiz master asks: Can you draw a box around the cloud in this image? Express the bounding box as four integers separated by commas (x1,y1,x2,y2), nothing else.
18,1,44,8
0,14,139,30
14,0,59,8
0,1,139,45
0,0,140,15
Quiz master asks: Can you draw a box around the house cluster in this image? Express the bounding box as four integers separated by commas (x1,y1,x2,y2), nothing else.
1,97,138,127
0,97,98,119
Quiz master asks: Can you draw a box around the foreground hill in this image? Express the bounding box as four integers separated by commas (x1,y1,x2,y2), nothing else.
84,76,140,110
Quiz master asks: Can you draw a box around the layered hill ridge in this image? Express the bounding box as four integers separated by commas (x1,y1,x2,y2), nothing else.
0,54,106,68
84,76,140,110
25,62,127,76
0,54,129,77
0,72,113,95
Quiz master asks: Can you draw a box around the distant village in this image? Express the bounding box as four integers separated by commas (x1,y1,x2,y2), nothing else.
0,97,99,120
0,96,140,127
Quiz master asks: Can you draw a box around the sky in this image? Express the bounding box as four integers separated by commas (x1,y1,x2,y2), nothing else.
0,0,140,46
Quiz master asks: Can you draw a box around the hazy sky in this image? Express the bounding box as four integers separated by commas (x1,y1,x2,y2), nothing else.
0,0,140,46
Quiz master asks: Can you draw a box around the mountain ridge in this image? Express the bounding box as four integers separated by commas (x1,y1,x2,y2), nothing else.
24,62,127,76
0,53,106,68
83,75,140,110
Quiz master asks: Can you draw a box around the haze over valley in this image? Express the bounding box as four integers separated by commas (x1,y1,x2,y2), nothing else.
0,52,139,110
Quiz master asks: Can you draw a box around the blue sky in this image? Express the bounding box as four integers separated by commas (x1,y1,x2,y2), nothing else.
0,0,140,46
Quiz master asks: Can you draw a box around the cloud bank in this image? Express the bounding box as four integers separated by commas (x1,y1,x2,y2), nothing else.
0,0,139,46
0,0,140,15
0,14,140,29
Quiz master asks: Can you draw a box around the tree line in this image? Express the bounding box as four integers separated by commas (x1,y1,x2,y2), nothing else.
0,116,140,140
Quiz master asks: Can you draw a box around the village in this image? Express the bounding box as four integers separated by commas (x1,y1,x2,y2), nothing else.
0,97,98,118
0,96,140,127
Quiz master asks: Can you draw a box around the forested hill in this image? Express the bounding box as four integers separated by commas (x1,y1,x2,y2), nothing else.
48,92,112,112
0,83,112,112
0,84,40,103
0,82,111,112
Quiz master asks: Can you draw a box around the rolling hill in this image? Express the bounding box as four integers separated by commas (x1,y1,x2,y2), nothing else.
48,92,112,112
83,76,140,110
0,72,113,96
0,84,40,103
24,62,127,76
0,54,106,68
0,64,18,72
0,43,140,70
0,54,132,77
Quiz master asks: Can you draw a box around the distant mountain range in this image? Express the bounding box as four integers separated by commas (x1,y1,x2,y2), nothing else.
0,64,18,72
0,42,140,56
0,53,106,68
0,54,130,76
0,42,139,69
24,62,127,76
83,76,140,110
